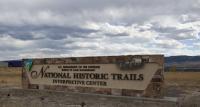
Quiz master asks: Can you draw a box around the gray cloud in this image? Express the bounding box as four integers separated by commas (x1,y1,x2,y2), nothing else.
151,25,197,40
0,0,200,60
0,26,98,40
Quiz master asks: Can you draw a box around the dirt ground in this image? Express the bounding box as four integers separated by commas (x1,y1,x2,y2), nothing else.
0,67,200,97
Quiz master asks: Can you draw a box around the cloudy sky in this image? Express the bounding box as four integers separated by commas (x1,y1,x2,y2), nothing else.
0,0,200,60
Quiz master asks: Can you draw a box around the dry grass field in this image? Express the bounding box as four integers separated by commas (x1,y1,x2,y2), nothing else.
164,72,200,97
165,72,200,87
0,67,21,88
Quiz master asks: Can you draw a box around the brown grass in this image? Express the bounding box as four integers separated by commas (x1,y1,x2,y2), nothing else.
0,67,21,87
165,72,200,80
164,72,200,91
165,72,200,82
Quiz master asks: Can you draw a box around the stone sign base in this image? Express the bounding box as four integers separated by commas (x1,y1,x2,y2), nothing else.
22,55,165,98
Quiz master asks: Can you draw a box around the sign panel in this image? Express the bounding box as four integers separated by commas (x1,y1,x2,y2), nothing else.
25,63,160,90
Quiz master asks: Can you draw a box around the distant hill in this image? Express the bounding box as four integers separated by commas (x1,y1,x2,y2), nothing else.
165,56,200,67
0,60,22,67
165,56,200,72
